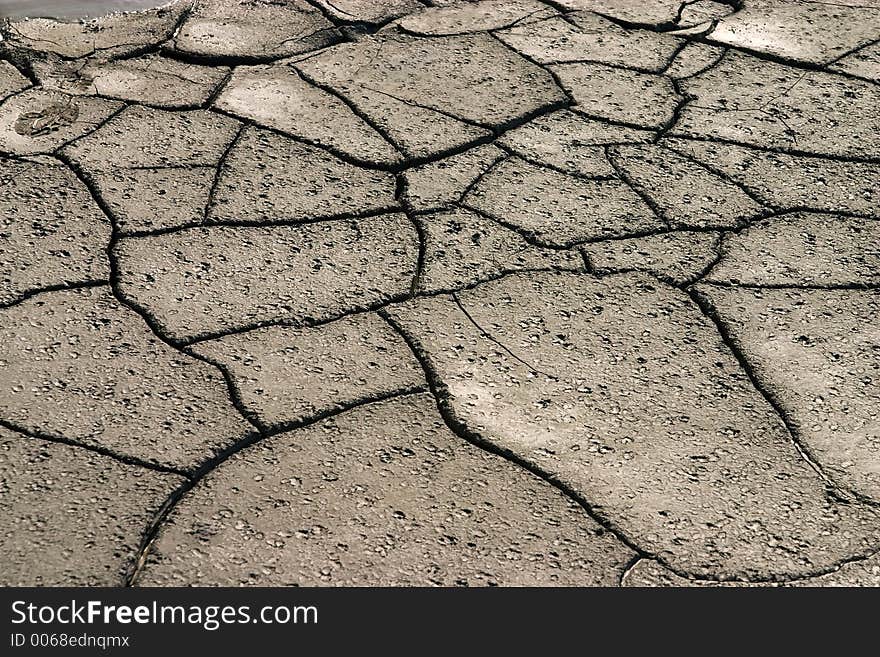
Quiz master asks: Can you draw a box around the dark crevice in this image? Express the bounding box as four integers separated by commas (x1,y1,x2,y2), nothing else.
337,23,387,40
488,30,577,107
540,56,679,76
705,204,876,226
590,264,688,288
176,292,416,350
679,231,726,286
762,206,879,221
671,17,720,39
693,32,880,85
124,385,427,586
49,100,129,155
260,385,430,439
123,475,193,586
568,107,663,134
210,104,399,171
51,148,265,443
290,64,405,157
604,145,670,228
579,0,877,85
122,205,401,240
202,122,246,224
5,0,878,587
0,48,40,87
8,52,223,111
671,0,701,28
165,2,195,41
455,152,510,207
380,307,655,568
661,141,880,216
50,133,441,587
212,97,572,175
159,40,329,68
672,154,768,218
0,279,109,310
624,548,880,587
588,10,680,33
0,418,190,479
347,92,569,173
587,0,741,34
458,202,573,250
282,36,356,66
652,76,691,143
828,35,880,66
104,38,177,65
178,303,389,349
380,301,877,584
656,202,880,291
667,144,880,218
585,235,725,287
396,6,559,40
181,266,574,349
88,92,205,113
84,1,197,65
536,1,578,17
672,45,729,80
304,0,423,30
162,26,346,67
579,248,596,274
491,6,561,32
617,555,643,587
178,347,268,435
662,131,880,165
458,202,741,252
482,98,573,143
357,81,491,133
696,280,880,292
686,286,870,506
451,291,559,381
396,172,427,296
421,262,586,297
302,0,351,27
586,226,724,288
657,140,772,209
496,144,618,184
659,38,694,75
190,76,517,175
201,66,234,109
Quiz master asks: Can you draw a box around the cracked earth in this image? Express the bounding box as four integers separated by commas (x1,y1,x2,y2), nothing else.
0,0,878,587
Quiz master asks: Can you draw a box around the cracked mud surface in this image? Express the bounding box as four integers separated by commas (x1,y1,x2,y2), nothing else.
0,0,878,587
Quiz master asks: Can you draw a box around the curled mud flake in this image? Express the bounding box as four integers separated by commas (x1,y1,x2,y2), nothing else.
14,102,79,137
